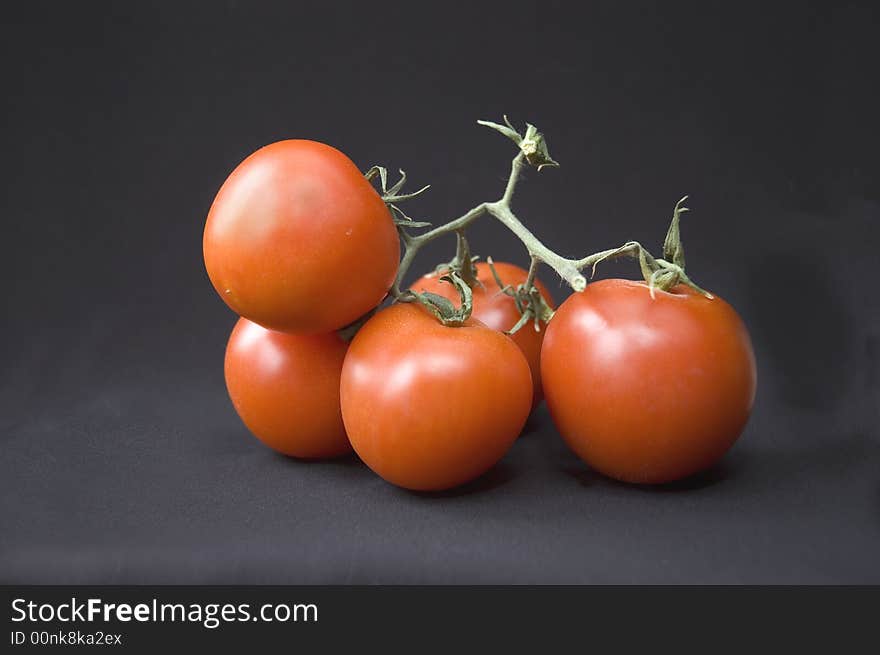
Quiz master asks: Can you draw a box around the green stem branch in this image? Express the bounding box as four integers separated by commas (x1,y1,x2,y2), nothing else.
392,152,639,296
386,117,710,321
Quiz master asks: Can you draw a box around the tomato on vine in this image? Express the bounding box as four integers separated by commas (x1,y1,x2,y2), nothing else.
204,140,399,334
224,318,351,459
340,301,532,491
541,199,757,484
205,116,759,492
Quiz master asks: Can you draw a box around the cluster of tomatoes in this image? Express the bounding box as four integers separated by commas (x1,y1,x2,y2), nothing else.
203,138,756,490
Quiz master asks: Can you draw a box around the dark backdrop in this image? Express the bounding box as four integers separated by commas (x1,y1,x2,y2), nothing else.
1,1,878,583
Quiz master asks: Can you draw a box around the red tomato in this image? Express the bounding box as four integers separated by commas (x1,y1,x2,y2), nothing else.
224,318,351,458
411,261,554,407
541,279,756,484
204,140,399,334
340,302,533,491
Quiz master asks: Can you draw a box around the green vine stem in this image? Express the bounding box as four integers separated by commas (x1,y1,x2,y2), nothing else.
371,117,712,325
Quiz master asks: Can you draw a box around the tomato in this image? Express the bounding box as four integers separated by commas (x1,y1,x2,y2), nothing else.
224,318,352,458
204,140,399,334
541,279,756,484
340,302,533,491
411,261,554,407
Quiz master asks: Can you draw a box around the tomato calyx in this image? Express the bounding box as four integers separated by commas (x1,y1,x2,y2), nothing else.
636,246,712,299
400,270,474,326
662,195,689,270
587,197,714,300
450,231,481,288
640,196,713,298
477,116,559,171
364,165,432,228
425,231,482,289
485,257,555,335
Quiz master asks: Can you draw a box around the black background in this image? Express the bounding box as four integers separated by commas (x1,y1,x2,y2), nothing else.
1,1,878,583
